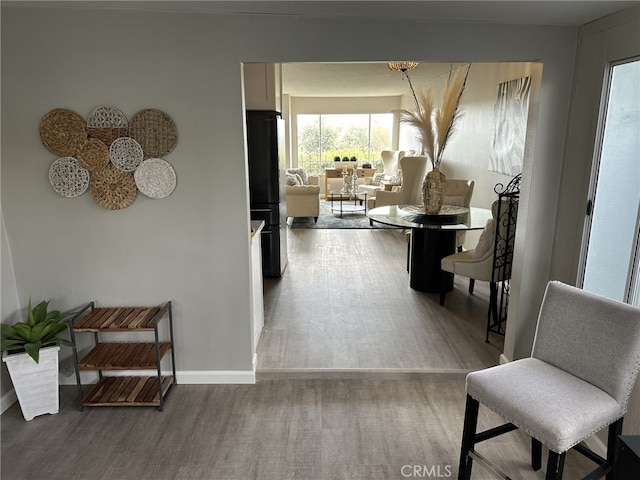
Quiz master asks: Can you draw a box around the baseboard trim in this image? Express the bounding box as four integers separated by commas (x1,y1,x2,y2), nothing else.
1,369,257,414
59,369,257,385
175,370,256,384
258,367,474,374
256,368,473,381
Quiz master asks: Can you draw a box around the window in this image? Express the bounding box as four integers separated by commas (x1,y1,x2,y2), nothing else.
296,113,393,174
580,58,640,304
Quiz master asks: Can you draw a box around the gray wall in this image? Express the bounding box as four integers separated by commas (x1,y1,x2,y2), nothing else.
2,4,579,391
1,214,22,407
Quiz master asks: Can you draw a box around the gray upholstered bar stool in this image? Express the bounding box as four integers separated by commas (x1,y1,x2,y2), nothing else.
458,281,640,480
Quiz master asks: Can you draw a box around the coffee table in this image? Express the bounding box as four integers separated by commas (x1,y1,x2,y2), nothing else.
328,189,368,217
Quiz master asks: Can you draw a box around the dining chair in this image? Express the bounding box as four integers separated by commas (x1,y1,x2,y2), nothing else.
444,179,475,251
439,198,518,341
458,280,640,480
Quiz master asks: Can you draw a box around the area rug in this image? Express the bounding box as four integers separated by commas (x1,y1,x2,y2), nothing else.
289,199,401,229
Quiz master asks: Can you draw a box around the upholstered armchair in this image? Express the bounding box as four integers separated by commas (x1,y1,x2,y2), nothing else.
380,149,405,176
286,185,320,222
285,168,320,222
359,150,406,198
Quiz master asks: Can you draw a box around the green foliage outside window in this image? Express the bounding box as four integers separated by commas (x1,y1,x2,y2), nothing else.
297,113,392,174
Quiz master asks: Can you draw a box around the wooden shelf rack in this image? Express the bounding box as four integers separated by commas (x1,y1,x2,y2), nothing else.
70,301,176,411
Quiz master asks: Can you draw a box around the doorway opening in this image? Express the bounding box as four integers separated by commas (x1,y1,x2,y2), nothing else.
245,61,540,372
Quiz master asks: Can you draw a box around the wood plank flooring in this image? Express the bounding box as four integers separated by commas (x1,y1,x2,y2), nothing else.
258,228,504,371
1,227,596,479
1,379,596,480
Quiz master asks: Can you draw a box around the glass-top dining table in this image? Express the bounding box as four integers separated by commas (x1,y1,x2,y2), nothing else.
368,204,493,293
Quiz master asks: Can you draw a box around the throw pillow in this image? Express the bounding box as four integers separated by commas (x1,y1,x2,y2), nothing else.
472,219,496,259
286,173,300,186
387,175,401,184
371,172,385,186
287,167,308,185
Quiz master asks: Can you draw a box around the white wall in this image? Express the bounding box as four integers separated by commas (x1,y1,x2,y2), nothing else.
1,4,580,386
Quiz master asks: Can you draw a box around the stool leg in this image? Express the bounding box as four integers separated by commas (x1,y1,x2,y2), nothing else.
606,418,623,480
458,395,479,480
545,451,565,480
532,438,542,471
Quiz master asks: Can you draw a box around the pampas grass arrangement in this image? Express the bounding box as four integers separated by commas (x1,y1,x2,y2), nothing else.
400,64,471,169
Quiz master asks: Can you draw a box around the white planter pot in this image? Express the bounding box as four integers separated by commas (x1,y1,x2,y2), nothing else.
2,346,60,421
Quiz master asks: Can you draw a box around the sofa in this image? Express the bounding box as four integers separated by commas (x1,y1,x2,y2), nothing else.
285,168,320,222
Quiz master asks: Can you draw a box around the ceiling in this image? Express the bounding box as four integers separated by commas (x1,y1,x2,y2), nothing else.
189,1,637,25
14,1,637,25
282,62,473,97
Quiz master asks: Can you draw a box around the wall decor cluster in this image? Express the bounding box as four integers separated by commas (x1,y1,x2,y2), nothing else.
40,106,178,209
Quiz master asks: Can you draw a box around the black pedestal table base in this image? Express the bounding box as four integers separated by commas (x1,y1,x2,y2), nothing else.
409,229,456,293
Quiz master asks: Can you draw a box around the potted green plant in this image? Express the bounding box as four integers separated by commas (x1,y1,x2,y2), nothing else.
1,299,76,421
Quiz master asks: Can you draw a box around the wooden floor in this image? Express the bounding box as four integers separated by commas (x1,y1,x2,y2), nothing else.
258,228,504,372
1,379,596,480
1,227,596,479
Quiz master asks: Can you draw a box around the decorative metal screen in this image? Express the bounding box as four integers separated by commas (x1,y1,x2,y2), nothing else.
487,173,521,341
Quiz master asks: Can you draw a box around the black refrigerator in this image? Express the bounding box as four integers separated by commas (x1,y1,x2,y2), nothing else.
246,110,288,277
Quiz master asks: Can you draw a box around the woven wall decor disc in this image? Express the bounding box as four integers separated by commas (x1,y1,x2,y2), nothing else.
129,109,178,158
87,106,128,128
77,138,109,171
87,127,129,146
109,136,144,172
134,158,177,199
40,109,87,156
49,157,90,197
90,164,136,210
